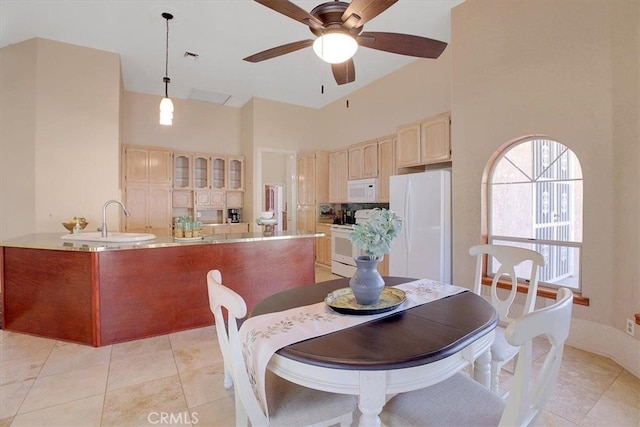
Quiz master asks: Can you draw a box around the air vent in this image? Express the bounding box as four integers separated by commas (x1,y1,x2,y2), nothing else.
189,89,231,105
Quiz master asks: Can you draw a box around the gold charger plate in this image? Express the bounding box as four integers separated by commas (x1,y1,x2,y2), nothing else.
325,287,406,315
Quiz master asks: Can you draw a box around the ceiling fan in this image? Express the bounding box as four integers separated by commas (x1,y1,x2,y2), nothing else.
243,0,448,86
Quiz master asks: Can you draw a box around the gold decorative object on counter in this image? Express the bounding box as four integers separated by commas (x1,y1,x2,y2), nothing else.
62,217,88,233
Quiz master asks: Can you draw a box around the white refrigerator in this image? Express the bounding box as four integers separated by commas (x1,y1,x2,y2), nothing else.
389,170,452,283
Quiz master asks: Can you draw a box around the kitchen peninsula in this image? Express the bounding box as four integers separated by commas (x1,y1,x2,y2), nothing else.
0,231,318,346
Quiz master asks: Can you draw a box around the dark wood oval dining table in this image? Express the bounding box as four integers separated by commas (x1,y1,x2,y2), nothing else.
250,277,499,427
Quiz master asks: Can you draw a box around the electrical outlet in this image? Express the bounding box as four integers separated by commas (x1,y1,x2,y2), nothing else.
626,319,635,336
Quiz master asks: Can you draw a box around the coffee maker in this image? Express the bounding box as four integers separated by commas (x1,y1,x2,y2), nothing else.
228,208,240,223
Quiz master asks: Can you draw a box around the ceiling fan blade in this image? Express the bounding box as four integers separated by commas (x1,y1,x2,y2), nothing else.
341,0,397,29
243,39,314,63
332,59,356,85
358,32,448,59
255,0,323,28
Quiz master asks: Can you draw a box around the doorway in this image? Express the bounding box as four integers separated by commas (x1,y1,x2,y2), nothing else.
256,148,297,232
264,184,285,231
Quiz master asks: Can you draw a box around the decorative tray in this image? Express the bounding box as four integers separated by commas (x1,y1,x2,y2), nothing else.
174,236,204,242
325,287,406,315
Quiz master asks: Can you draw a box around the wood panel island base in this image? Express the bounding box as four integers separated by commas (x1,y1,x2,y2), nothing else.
0,232,317,346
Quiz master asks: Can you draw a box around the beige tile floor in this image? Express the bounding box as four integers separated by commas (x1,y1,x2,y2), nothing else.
1,265,638,427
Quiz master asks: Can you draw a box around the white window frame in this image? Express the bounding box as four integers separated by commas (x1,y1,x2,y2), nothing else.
488,137,583,291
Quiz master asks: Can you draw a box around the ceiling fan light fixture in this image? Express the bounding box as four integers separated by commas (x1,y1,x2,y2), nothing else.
312,32,358,64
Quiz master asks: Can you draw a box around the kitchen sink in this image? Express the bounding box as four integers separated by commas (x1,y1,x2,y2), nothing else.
61,232,157,243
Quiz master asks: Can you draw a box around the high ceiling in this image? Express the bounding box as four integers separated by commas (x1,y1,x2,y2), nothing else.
0,0,463,109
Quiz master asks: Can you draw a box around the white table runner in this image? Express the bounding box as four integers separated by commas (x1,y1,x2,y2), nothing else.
238,279,467,414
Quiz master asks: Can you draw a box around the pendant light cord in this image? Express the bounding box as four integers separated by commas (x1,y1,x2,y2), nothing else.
162,12,173,98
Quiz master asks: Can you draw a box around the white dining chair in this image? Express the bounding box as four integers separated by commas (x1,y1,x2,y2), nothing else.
380,287,573,427
470,244,546,393
206,270,355,427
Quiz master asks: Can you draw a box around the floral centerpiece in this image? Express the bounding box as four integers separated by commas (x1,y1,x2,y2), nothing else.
347,208,403,305
349,208,403,260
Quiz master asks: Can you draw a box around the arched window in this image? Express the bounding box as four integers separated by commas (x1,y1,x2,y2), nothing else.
489,137,583,290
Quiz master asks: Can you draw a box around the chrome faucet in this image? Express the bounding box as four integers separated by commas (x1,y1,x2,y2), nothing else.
101,200,131,238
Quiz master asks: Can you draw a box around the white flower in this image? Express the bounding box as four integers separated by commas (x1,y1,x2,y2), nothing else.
349,208,402,259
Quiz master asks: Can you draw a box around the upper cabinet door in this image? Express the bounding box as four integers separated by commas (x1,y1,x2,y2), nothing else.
123,147,149,183
173,152,192,189
123,145,173,185
377,137,395,203
420,112,451,164
348,146,363,180
193,154,211,189
148,149,173,184
396,122,422,168
362,141,378,178
227,156,245,191
211,156,226,189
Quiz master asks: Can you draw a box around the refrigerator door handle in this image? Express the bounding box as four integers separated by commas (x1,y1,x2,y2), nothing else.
404,180,412,253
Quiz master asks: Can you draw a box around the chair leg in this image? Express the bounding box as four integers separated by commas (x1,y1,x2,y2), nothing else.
224,367,233,390
490,360,501,394
234,393,249,427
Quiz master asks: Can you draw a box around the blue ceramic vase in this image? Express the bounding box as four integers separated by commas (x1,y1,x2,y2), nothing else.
349,256,384,305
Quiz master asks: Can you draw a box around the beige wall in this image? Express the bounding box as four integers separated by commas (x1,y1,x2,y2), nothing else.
0,40,37,240
0,38,121,239
451,0,639,373
122,91,242,154
316,48,453,150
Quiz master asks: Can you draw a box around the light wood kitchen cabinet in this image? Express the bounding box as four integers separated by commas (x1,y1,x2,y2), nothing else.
348,141,378,180
172,190,192,208
228,156,245,191
296,151,328,235
297,151,328,207
329,149,348,203
396,112,451,168
348,145,363,180
315,223,332,266
173,152,192,189
195,190,225,208
122,145,173,185
124,185,172,236
377,136,396,203
297,153,317,205
193,154,211,190
211,156,226,189
421,112,451,164
226,191,243,208
201,223,249,235
296,205,317,233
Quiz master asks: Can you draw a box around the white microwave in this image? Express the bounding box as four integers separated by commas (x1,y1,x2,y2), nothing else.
348,178,378,203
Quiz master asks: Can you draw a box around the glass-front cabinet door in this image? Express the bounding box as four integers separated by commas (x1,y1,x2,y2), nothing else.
228,156,244,191
193,154,211,189
211,156,226,189
174,153,192,189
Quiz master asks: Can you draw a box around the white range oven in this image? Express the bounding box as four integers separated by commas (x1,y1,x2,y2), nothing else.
330,209,375,277
331,224,358,277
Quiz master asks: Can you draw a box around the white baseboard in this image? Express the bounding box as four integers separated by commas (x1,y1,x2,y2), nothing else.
567,318,640,379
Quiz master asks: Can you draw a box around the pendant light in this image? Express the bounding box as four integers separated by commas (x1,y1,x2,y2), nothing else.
159,12,174,126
